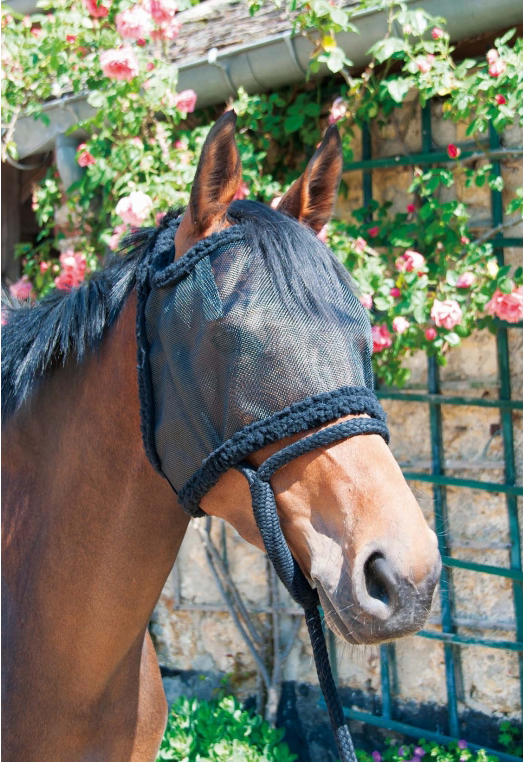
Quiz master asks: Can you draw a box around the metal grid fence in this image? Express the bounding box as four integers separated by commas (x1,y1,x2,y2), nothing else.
329,103,523,762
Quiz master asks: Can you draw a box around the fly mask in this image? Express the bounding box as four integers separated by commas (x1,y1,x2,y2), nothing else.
136,207,389,762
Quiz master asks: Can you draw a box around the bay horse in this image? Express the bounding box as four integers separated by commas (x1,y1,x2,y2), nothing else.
2,112,441,761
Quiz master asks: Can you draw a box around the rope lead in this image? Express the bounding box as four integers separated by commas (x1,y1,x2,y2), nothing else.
237,415,387,762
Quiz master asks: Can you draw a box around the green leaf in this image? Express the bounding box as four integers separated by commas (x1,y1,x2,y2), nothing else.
325,46,348,73
283,114,304,133
368,37,406,64
87,91,106,108
499,277,514,294
385,78,411,104
445,332,461,346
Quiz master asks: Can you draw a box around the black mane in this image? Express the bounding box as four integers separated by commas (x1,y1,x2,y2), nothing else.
2,202,355,422
1,209,181,421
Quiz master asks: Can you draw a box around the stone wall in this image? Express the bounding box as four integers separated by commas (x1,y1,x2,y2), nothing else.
151,102,523,754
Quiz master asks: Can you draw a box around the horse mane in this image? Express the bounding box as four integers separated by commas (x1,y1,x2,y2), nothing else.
1,208,182,421
2,201,355,422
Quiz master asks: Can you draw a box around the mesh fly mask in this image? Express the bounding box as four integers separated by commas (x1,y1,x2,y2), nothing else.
136,207,389,762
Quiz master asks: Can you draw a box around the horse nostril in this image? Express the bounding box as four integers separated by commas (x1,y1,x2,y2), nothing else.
363,552,391,606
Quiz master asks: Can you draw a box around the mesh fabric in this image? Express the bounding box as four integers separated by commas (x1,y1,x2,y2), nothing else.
144,223,376,499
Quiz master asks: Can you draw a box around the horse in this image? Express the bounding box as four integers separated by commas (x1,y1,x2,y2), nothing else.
2,112,441,761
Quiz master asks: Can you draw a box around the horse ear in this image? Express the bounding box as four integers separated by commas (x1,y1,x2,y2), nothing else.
187,110,242,235
277,125,343,233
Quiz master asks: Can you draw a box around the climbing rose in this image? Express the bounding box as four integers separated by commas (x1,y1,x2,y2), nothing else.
40,261,50,274
407,203,416,213
174,89,197,113
495,94,507,105
489,59,506,77
145,0,177,24
115,191,153,226
77,143,96,167
108,223,128,251
372,324,392,353
150,18,181,40
392,316,410,334
9,276,33,300
416,55,434,73
55,251,86,290
66,34,76,43
456,272,475,288
146,61,155,71
390,287,401,298
432,27,444,39
425,327,437,340
447,144,461,159
367,226,380,238
359,293,373,309
396,249,425,273
100,47,139,81
354,237,367,254
317,225,328,243
232,181,249,201
486,287,523,323
486,49,499,64
83,0,110,18
431,298,462,329
116,6,152,40
328,96,347,125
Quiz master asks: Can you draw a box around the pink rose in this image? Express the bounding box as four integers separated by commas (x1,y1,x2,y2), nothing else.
372,324,392,353
447,144,461,159
9,276,33,301
407,203,416,213
108,222,128,251
232,181,249,201
367,226,380,238
425,327,437,341
392,316,410,334
174,89,197,113
486,287,523,323
100,47,139,82
174,138,187,150
390,287,401,298
317,225,328,243
77,143,96,167
456,272,475,288
417,56,433,74
359,293,373,310
489,59,506,78
495,94,507,105
431,298,462,329
486,49,499,65
354,237,367,254
83,0,110,18
460,236,470,244
55,250,86,290
432,27,444,40
39,261,50,274
328,97,347,125
150,18,181,40
146,61,155,72
115,190,153,226
66,34,77,43
396,249,425,273
145,0,177,24
116,6,151,40
155,212,166,226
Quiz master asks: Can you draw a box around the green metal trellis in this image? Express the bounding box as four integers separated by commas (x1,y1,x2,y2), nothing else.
327,103,523,762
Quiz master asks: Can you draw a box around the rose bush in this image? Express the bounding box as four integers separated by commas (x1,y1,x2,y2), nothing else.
2,0,522,387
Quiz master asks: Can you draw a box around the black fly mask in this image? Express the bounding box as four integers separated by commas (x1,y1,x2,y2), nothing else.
136,202,389,762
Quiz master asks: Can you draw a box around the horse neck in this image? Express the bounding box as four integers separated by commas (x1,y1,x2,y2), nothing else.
2,291,189,689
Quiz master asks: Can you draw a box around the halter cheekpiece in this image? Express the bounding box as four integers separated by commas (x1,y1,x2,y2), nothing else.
136,212,389,762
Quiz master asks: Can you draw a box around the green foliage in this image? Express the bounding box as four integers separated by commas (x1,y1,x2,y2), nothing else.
356,737,501,762
498,720,523,757
156,695,297,761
